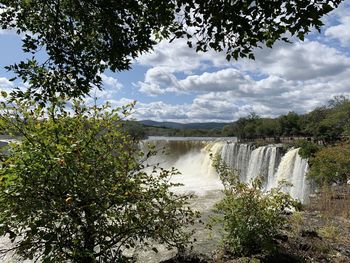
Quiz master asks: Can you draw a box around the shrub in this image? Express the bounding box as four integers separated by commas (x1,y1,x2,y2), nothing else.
296,140,321,159
308,143,350,185
0,96,198,262
211,156,297,256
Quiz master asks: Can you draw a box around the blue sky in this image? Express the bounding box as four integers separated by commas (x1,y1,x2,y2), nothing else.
1,1,350,123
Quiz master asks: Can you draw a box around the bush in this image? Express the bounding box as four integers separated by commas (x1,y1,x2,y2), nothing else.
296,140,321,159
211,156,297,256
308,143,350,185
0,97,198,262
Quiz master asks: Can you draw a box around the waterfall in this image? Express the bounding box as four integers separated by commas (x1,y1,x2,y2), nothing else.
269,148,310,203
140,138,226,195
243,146,281,189
221,143,253,180
140,138,310,203
221,143,281,188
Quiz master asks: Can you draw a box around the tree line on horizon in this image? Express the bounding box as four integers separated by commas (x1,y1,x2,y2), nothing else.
125,95,350,143
222,95,350,144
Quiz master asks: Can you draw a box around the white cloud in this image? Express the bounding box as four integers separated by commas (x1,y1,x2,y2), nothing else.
137,67,255,95
136,67,180,96
0,77,15,93
101,74,123,91
137,67,299,97
130,67,350,122
240,41,350,80
137,38,228,73
178,68,251,92
134,101,190,121
325,16,350,47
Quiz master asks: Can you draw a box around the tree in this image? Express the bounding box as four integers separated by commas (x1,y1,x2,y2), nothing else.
278,111,301,136
0,96,198,262
0,0,343,100
319,96,350,142
308,143,350,185
301,96,350,143
300,106,329,139
122,120,147,140
256,118,281,138
222,124,235,137
232,117,249,139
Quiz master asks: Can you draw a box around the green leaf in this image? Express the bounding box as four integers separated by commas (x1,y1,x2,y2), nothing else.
1,91,8,98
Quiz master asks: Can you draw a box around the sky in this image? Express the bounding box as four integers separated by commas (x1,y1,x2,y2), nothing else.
1,1,350,123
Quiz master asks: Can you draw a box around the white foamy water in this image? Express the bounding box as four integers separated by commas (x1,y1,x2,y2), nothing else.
267,148,310,203
140,139,230,195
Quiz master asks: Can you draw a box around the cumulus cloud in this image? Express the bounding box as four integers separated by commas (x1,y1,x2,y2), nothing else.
137,68,254,95
178,68,252,92
137,38,228,73
137,67,300,97
130,66,350,122
134,101,190,121
240,40,350,80
101,74,123,91
325,16,350,47
136,67,180,96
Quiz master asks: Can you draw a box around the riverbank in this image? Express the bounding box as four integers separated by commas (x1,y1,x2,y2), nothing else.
163,186,350,263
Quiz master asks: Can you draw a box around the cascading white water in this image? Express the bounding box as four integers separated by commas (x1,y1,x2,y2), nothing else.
140,138,226,195
171,141,225,194
267,147,278,184
221,143,282,189
268,148,310,203
221,143,253,180
142,138,310,203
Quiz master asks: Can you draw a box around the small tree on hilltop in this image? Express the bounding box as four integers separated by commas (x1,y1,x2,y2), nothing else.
0,95,198,262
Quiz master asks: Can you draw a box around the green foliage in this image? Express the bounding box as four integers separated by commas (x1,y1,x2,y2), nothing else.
174,0,341,59
0,0,343,100
224,96,350,143
317,224,341,241
255,118,281,138
300,106,328,139
278,111,301,137
0,0,176,100
144,126,224,137
296,140,321,159
308,143,350,186
211,156,297,256
0,97,198,262
122,120,147,140
302,96,350,143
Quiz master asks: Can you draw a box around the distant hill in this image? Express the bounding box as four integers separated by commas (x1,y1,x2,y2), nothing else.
140,120,229,130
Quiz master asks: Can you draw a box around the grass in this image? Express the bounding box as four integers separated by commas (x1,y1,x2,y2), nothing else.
307,185,350,219
317,224,342,241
